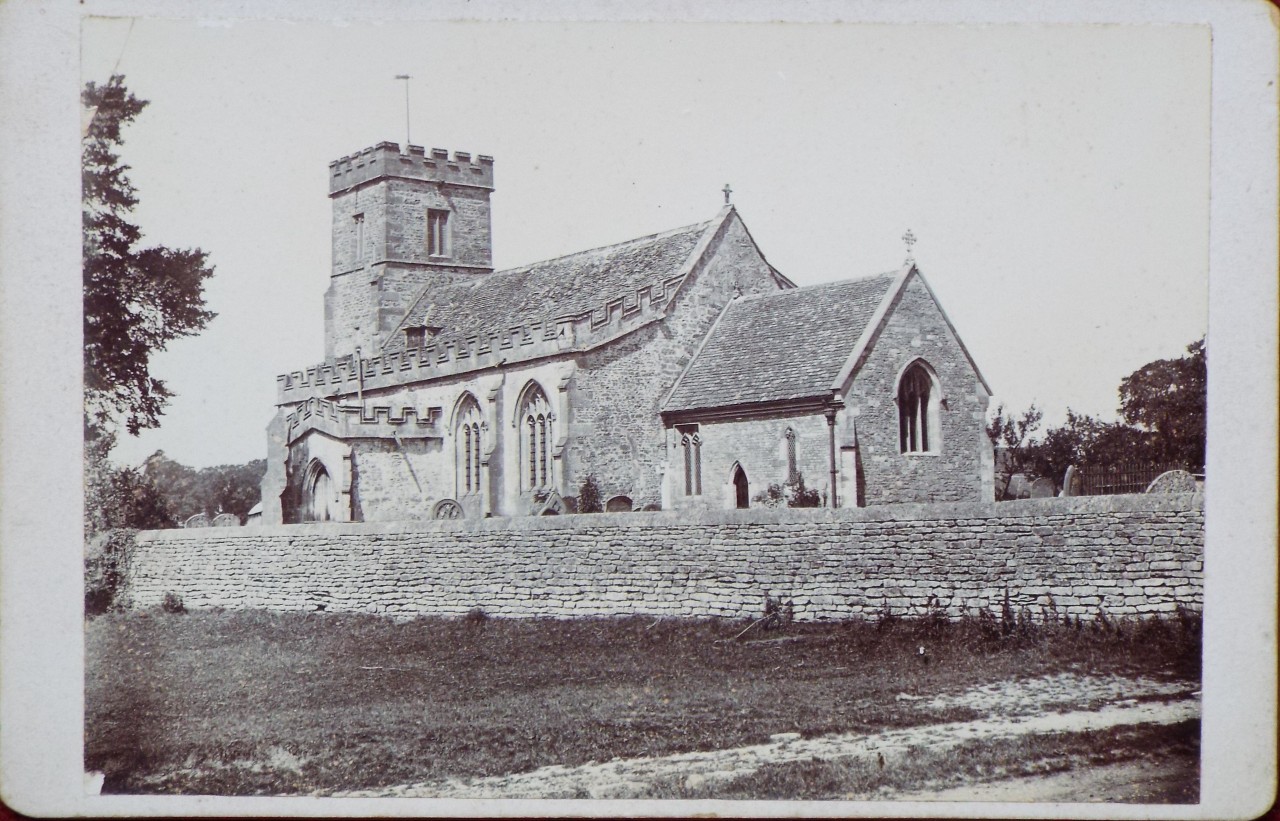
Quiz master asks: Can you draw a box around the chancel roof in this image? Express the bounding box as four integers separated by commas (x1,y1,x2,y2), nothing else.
382,218,716,355
662,272,900,413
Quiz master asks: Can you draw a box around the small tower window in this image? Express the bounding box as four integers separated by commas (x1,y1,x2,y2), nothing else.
427,209,450,257
353,213,365,263
405,326,425,349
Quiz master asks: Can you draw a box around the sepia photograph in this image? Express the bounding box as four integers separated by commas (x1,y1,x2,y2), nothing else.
0,1,1276,817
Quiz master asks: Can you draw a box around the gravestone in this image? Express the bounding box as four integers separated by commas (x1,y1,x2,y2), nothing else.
1005,473,1031,499
1146,469,1198,494
537,490,567,516
605,495,633,513
1029,477,1057,498
183,513,210,529
1059,465,1080,497
211,513,240,527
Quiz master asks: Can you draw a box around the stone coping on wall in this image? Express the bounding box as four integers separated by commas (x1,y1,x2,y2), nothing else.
135,493,1204,542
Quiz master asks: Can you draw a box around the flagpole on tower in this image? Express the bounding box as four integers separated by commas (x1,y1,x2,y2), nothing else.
395,74,412,148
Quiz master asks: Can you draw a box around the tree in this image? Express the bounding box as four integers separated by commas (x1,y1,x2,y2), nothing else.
83,75,216,441
1118,338,1206,470
986,403,1042,500
139,452,266,523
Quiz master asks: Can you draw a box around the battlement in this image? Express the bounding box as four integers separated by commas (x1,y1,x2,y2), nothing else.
279,272,689,404
284,396,443,445
329,141,495,195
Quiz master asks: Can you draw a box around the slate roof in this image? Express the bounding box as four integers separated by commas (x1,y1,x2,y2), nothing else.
663,272,900,413
382,218,715,355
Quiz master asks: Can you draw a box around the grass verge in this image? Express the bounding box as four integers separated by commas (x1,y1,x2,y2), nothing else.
85,608,1200,796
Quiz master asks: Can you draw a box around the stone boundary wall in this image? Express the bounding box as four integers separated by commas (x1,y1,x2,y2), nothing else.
123,494,1204,622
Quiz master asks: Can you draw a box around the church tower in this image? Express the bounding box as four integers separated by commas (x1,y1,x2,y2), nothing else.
324,141,495,360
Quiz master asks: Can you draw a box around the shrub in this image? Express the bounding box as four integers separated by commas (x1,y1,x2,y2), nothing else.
762,593,794,630
751,472,824,509
161,592,186,614
463,606,488,624
85,529,137,616
577,474,603,514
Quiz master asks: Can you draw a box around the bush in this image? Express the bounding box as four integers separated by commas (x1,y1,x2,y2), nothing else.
85,529,136,616
752,472,824,508
161,592,186,614
577,474,603,514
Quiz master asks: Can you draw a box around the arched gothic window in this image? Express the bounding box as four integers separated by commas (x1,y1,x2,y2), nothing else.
518,383,553,490
455,394,484,496
898,361,938,454
679,427,702,496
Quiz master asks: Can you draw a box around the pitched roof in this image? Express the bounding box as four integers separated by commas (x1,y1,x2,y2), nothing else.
382,218,716,355
662,272,899,413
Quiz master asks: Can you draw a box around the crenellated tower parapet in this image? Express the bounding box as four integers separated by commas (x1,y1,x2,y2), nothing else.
329,142,494,195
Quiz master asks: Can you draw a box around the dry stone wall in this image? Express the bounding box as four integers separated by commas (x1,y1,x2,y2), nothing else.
124,494,1203,622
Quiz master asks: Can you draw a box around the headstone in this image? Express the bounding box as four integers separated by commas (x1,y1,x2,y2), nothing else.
1059,465,1080,497
1006,473,1031,499
1029,477,1057,498
605,495,633,513
1146,469,1198,494
183,512,210,529
538,490,567,516
211,513,240,527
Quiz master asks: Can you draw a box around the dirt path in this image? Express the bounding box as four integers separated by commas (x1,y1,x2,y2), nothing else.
889,756,1198,804
329,673,1198,800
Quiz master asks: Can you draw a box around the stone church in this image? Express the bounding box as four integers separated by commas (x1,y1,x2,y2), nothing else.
259,141,994,524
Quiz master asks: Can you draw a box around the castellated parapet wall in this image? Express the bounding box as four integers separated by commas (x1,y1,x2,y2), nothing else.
330,142,494,195
278,272,686,404
124,494,1203,621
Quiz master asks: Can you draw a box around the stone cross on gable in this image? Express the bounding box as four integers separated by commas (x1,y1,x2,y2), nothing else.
902,228,917,264
723,184,733,204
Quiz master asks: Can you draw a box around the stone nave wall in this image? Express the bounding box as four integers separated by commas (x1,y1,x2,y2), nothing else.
123,494,1203,622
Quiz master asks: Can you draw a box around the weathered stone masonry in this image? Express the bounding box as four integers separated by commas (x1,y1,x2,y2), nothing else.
125,494,1203,621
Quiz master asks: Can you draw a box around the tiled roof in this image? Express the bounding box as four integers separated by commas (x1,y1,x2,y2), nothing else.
663,273,899,412
382,219,715,354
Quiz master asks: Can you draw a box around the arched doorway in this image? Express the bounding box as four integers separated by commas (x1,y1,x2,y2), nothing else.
303,460,336,522
733,464,750,509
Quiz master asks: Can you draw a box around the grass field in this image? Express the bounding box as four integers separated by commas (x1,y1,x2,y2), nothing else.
84,608,1200,796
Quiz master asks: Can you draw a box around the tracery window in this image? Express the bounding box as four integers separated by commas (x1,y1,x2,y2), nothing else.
898,361,938,454
518,383,553,490
455,394,484,495
678,425,701,496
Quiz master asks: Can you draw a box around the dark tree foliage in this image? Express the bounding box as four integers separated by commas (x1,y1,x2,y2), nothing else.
577,474,603,514
1119,338,1206,471
987,339,1205,498
141,451,266,523
84,433,175,537
83,75,216,439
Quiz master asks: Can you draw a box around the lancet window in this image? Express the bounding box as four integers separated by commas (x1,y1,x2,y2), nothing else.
518,383,553,490
898,361,938,454
455,394,484,496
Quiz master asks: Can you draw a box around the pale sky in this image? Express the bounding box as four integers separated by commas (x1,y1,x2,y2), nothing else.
83,18,1211,469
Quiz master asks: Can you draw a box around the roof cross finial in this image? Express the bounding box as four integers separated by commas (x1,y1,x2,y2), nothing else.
723,183,733,205
902,228,917,264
